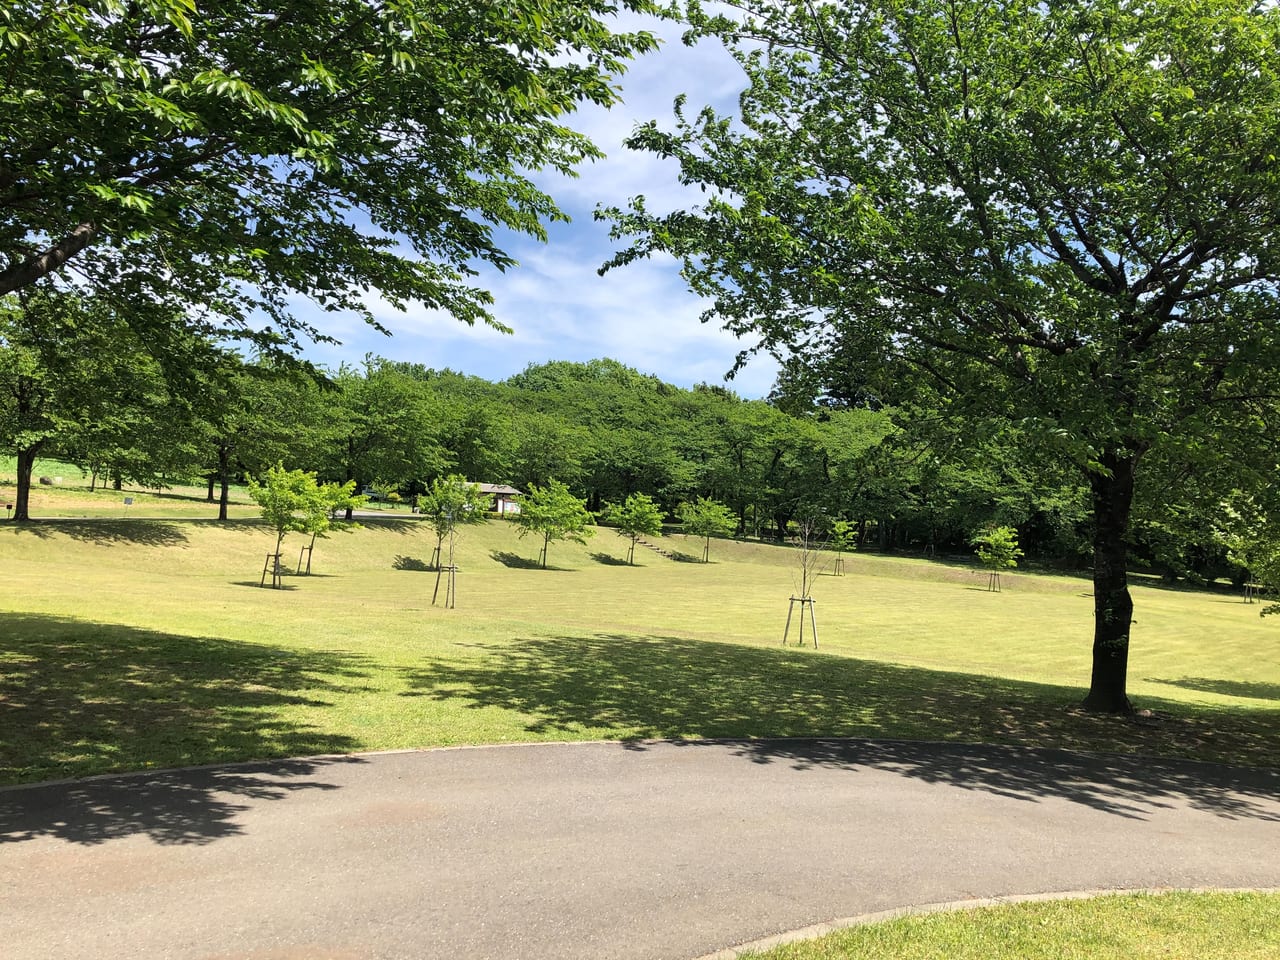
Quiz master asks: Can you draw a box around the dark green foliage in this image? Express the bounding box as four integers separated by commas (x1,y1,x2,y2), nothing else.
603,492,665,565
513,479,595,568
0,0,659,352
602,0,1280,710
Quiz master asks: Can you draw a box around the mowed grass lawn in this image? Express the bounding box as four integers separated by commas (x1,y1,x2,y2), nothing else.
744,891,1280,960
1,491,1278,784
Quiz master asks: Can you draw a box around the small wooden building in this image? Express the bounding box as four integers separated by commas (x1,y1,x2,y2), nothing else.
475,483,522,515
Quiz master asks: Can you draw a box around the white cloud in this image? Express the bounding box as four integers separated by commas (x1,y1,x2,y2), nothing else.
298,17,781,399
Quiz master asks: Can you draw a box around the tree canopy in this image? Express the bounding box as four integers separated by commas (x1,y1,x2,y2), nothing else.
514,479,594,568
418,473,490,567
605,492,664,564
678,496,736,562
973,526,1023,572
246,462,329,562
0,0,658,350
603,0,1280,711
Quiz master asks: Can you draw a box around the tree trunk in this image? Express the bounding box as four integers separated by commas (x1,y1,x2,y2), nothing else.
112,471,122,491
217,445,232,521
13,445,39,521
1082,451,1138,714
206,474,215,502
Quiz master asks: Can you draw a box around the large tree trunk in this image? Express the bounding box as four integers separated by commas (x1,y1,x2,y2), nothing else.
1082,451,1138,714
216,445,231,521
13,444,39,521
219,476,230,521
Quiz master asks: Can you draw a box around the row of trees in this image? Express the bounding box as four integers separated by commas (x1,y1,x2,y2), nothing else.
8,0,1280,714
6,321,1276,588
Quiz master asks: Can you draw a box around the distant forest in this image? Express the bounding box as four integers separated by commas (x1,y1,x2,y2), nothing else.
4,331,1260,586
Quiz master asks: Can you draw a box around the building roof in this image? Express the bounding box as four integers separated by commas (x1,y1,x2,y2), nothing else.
474,483,522,496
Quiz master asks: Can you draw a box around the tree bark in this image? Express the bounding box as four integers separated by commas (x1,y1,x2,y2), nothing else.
13,445,39,521
0,221,97,295
1082,451,1138,714
216,445,231,521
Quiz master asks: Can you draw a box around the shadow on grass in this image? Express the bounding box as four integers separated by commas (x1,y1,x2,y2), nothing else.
1146,677,1280,703
490,550,563,571
589,552,631,567
668,551,704,563
0,612,370,842
348,516,424,535
400,632,1280,821
5,519,189,546
393,555,431,572
230,580,301,591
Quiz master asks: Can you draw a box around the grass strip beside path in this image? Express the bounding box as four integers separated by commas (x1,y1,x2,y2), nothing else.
739,891,1280,960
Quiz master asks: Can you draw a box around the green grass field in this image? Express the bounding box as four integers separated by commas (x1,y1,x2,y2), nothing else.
1,477,1277,785
743,891,1280,960
2,475,1277,956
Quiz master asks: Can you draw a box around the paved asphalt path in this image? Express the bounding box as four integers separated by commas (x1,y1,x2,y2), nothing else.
3,739,1279,960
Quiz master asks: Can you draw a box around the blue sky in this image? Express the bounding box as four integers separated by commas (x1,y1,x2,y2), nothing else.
297,16,781,399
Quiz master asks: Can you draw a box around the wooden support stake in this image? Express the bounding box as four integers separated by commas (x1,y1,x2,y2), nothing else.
261,552,284,589
782,596,818,648
432,564,458,608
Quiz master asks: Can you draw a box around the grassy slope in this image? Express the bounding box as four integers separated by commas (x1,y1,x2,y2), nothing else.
1,501,1278,783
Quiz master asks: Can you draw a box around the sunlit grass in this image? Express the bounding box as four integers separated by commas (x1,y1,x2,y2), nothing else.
2,513,1277,783
743,891,1280,960
0,456,260,519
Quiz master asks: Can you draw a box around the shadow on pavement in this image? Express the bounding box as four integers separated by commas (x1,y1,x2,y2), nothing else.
713,738,1280,823
0,757,364,847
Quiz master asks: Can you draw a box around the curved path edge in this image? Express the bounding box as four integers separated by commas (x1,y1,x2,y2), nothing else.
4,738,1280,960
695,887,1280,959
4,734,1277,793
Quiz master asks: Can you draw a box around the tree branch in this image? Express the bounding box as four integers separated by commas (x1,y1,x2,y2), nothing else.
0,222,98,295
